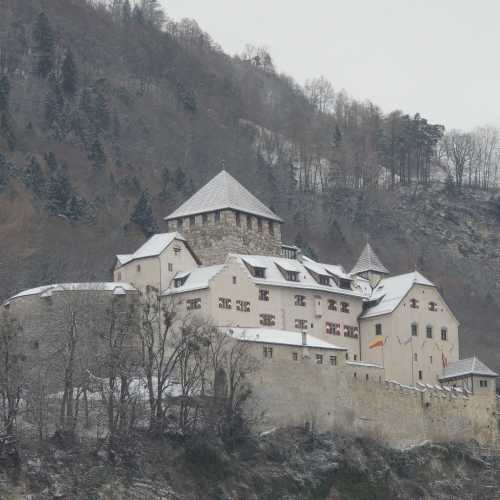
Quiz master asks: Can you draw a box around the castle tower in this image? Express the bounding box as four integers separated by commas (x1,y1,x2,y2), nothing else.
350,243,390,287
164,170,283,265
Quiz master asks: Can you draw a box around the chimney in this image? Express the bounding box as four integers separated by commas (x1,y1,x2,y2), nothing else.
301,330,307,346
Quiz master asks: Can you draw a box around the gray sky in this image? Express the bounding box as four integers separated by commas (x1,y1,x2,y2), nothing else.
164,0,500,131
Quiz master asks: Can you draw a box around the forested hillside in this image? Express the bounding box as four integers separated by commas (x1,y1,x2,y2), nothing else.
1,0,500,372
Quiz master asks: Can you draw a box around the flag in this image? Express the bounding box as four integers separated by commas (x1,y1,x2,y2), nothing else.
369,337,384,349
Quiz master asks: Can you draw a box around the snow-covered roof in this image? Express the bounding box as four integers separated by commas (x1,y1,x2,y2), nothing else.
116,254,133,266
162,265,224,295
7,282,137,302
346,361,384,369
232,254,363,298
302,257,351,281
351,243,390,276
226,327,347,350
440,357,498,381
361,271,435,319
164,170,283,222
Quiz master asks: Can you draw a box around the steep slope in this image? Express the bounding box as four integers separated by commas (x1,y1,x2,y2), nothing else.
0,0,499,374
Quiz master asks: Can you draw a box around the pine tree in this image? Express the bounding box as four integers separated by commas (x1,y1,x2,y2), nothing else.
88,138,106,169
0,114,15,150
46,169,72,215
24,157,45,196
33,12,55,78
45,152,58,172
45,76,64,135
122,0,132,22
174,166,188,194
61,48,78,97
159,166,171,200
130,190,158,237
0,153,11,191
0,76,10,112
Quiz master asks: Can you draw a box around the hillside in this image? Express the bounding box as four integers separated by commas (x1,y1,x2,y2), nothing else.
1,429,499,499
0,0,499,374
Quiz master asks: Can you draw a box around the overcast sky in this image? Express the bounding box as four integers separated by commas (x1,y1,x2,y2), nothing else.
164,0,500,131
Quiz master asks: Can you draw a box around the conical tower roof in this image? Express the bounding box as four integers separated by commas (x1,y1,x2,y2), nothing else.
350,243,389,276
164,170,283,222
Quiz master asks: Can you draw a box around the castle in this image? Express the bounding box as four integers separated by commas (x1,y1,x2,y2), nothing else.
5,170,499,447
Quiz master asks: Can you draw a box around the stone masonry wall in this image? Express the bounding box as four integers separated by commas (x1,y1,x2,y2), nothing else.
167,210,282,265
246,342,498,448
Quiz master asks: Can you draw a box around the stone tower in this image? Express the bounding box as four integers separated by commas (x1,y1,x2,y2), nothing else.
350,243,390,287
164,171,283,265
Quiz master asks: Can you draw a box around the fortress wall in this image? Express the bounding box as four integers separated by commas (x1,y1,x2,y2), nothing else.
248,344,498,447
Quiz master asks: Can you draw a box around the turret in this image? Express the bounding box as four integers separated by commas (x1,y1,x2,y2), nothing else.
350,243,389,287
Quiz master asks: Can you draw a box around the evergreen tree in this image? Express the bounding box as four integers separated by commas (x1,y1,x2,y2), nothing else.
130,190,158,237
61,48,78,97
33,12,55,78
88,138,106,169
0,76,10,112
0,153,11,191
45,151,58,172
46,169,72,215
0,114,15,150
24,157,45,196
159,166,171,200
174,166,188,194
122,0,132,22
45,76,64,135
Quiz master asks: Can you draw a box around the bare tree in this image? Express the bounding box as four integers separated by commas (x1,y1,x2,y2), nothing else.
305,76,335,114
441,130,474,188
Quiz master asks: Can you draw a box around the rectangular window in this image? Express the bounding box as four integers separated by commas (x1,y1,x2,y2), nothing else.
414,353,418,362
232,276,237,284
428,301,438,312
259,289,269,301
186,298,201,310
235,212,241,226
137,264,141,272
269,221,274,235
189,215,196,227
426,326,433,339
202,213,208,225
168,263,173,272
295,319,308,330
247,215,252,229
354,354,358,361
418,370,423,381
214,211,221,223
294,295,306,306
410,298,419,309
257,218,263,232
236,300,251,312
480,380,488,388
177,219,183,230
316,354,323,365
292,352,298,361
254,267,266,278
330,356,337,366
218,297,231,309
263,346,273,359
430,355,433,364
326,322,334,335
319,276,330,286
346,352,349,360
340,302,350,313
411,323,418,337
328,299,337,311
260,314,276,326
441,328,448,341
375,323,382,336
344,325,359,338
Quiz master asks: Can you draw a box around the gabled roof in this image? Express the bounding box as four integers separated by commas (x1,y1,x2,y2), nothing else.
361,271,435,319
227,327,346,351
164,170,283,222
440,357,498,380
351,243,390,276
115,233,192,267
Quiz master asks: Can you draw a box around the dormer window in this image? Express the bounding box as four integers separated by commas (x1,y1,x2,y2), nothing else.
319,275,330,286
174,273,189,288
285,271,299,282
254,267,266,278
